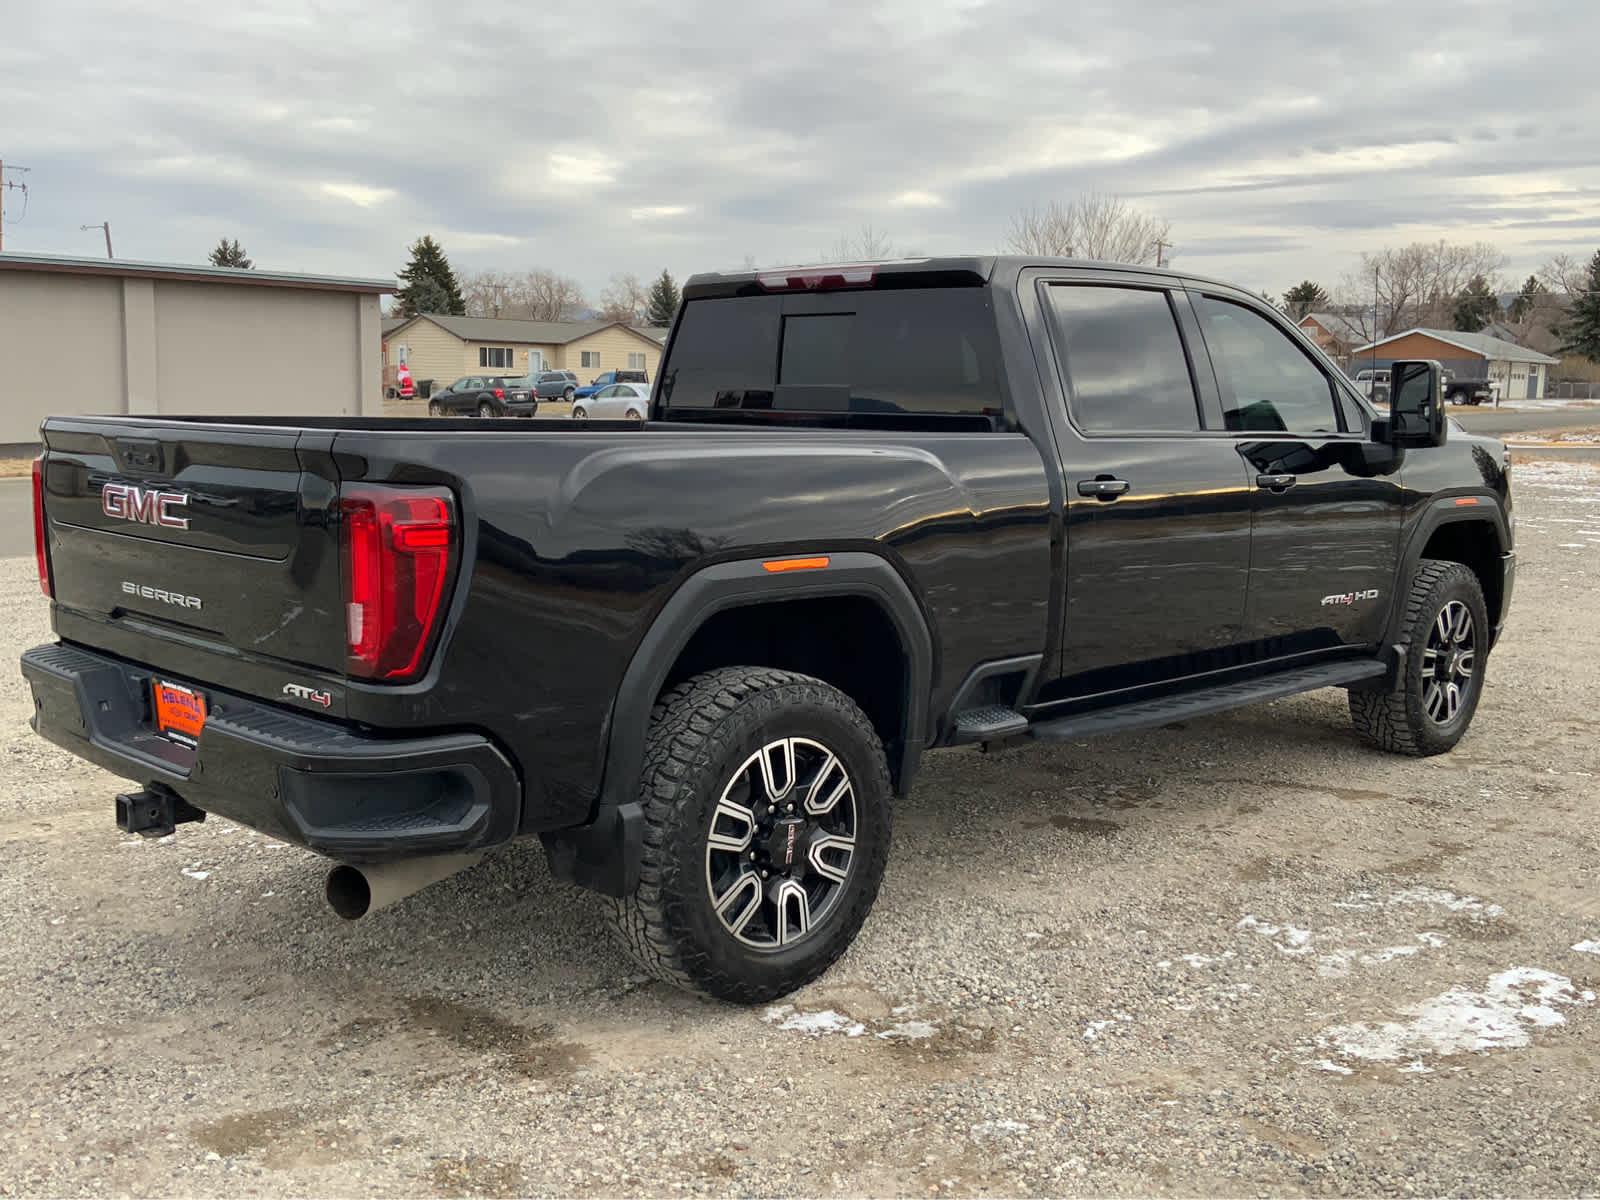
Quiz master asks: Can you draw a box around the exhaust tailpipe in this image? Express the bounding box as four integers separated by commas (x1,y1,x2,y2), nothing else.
325,852,483,920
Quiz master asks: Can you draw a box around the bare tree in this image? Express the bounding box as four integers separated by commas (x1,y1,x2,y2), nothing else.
459,270,524,317
1006,193,1172,265
1537,253,1586,297
596,273,648,324
1333,240,1507,341
522,269,588,322
827,223,896,261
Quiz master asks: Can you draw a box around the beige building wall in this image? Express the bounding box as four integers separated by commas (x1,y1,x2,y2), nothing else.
0,272,128,441
1,262,387,442
556,326,663,379
461,340,558,377
386,317,464,394
153,283,373,416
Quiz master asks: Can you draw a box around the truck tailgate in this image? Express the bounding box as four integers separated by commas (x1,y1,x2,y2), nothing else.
40,420,346,678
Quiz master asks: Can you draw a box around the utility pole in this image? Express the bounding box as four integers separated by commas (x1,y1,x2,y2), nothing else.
1153,236,1172,268
81,222,113,258
0,159,33,252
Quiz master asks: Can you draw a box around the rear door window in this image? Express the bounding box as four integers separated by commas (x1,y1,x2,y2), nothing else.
1043,285,1202,434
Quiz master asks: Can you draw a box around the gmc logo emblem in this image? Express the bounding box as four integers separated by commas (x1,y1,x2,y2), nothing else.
102,483,190,530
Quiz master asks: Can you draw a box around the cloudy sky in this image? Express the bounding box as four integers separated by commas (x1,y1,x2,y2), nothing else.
5,0,1598,305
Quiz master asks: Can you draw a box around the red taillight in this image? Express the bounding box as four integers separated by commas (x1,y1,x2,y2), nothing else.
32,457,51,597
756,263,877,292
493,388,504,400
340,484,457,680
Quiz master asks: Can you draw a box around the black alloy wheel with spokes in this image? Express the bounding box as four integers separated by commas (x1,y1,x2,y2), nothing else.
1421,599,1476,724
704,736,859,950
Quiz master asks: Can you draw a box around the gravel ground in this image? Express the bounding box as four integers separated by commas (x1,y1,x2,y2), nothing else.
2,459,1598,1198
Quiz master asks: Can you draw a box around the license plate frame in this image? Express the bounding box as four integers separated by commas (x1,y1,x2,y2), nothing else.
152,680,207,747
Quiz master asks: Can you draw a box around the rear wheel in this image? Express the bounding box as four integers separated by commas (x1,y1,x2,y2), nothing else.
564,387,576,402
1349,559,1489,756
427,400,443,417
477,401,496,418
609,667,892,1003
625,408,643,424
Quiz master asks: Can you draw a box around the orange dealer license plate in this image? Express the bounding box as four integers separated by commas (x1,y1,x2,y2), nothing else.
153,680,207,747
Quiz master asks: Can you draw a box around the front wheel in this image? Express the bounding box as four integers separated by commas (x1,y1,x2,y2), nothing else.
427,400,443,417
1349,559,1489,756
572,406,588,420
609,667,892,1003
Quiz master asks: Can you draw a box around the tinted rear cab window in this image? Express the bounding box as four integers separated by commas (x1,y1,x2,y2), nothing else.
659,288,1010,428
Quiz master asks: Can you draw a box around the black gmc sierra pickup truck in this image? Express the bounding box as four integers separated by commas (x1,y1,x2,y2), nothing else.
23,256,1515,1003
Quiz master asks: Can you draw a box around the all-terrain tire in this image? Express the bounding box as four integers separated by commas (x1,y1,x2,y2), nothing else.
1349,558,1489,756
608,666,893,1003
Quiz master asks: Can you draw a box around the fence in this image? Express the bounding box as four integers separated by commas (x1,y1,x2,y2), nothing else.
1552,381,1600,400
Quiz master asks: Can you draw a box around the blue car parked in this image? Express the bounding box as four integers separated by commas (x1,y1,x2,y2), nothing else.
572,368,649,401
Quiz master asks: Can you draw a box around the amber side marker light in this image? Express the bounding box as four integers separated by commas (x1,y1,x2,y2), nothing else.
1454,497,1480,506
763,556,831,573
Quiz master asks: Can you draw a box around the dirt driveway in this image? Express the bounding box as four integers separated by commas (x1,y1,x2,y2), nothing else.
1,460,1597,1198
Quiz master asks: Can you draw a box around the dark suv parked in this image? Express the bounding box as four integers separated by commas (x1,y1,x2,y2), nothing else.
532,370,580,401
426,375,537,417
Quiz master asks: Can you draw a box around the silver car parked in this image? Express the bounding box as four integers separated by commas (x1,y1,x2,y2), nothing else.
571,382,650,423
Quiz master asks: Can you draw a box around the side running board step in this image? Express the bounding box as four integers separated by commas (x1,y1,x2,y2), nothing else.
1027,659,1387,743
952,705,1031,744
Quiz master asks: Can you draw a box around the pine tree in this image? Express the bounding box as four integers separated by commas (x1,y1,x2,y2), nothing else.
1281,280,1330,318
395,236,466,317
208,238,253,269
1557,250,1600,362
646,269,681,327
1452,274,1499,332
1509,275,1546,322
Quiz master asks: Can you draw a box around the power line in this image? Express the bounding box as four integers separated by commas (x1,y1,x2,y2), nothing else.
0,159,33,252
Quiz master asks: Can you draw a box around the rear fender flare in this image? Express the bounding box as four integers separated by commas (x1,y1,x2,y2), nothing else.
600,552,934,813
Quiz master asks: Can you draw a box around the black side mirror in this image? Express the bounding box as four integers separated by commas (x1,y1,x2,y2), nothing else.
1387,359,1446,448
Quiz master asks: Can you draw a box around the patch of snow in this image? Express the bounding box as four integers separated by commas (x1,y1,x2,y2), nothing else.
970,1120,1029,1142
1313,1059,1354,1075
1156,960,1173,968
1312,968,1594,1066
877,1020,938,1041
1023,931,1043,940
1237,915,1314,955
1083,1020,1116,1041
180,866,210,881
762,1005,866,1037
1335,886,1503,918
1181,951,1236,968
1559,543,1588,549
1573,940,1600,956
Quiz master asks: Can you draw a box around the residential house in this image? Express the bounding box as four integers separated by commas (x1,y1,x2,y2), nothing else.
380,314,665,397
1349,328,1560,401
1295,311,1367,367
